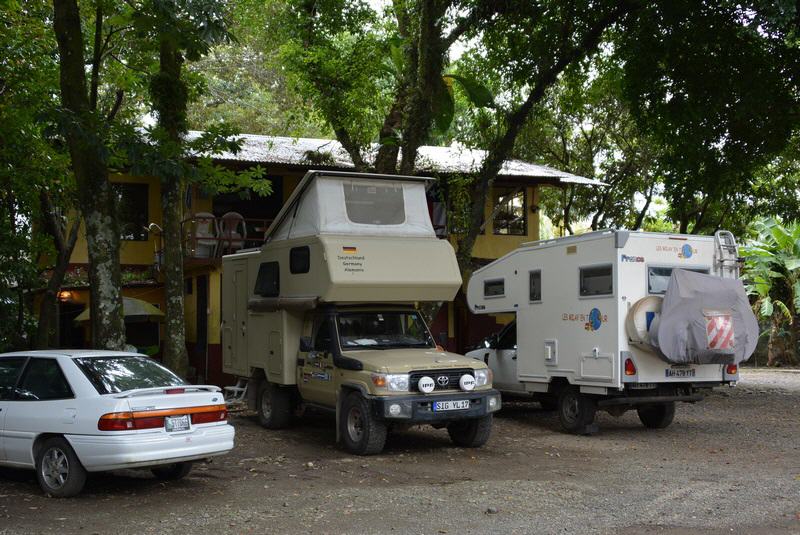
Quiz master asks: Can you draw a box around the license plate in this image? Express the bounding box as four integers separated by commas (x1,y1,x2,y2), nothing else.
665,368,696,378
165,414,190,432
433,400,470,412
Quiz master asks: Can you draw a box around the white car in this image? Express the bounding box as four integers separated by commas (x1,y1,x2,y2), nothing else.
0,350,235,497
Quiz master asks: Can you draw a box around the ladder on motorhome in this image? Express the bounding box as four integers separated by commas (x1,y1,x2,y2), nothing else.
714,230,740,279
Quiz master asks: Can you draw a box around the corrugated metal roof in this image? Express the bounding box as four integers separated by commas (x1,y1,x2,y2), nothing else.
187,131,602,186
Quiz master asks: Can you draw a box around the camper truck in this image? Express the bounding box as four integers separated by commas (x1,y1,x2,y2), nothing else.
466,230,758,434
222,171,501,455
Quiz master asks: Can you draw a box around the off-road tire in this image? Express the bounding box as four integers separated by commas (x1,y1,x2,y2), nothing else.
557,387,597,434
447,415,493,448
340,392,387,455
35,437,87,498
151,462,193,480
637,402,676,429
257,381,292,429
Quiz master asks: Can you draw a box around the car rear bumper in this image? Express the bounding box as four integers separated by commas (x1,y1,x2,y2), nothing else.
369,389,501,423
66,423,235,472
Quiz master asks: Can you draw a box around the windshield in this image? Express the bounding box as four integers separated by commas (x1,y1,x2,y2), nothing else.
337,311,435,350
74,355,186,395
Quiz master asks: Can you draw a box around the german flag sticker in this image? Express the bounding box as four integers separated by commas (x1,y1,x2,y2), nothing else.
342,246,358,254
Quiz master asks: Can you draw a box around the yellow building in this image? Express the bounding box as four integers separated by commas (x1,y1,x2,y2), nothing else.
55,133,597,385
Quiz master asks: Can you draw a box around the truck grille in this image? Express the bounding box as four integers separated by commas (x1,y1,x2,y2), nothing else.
409,368,474,392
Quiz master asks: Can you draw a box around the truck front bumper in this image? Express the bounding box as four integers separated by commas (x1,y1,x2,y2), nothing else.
369,389,501,423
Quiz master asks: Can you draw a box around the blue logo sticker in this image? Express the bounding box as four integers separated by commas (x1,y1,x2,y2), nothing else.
680,244,693,258
587,308,603,331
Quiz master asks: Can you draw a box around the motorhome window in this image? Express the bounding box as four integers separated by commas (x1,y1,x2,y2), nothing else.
484,279,505,297
313,318,333,352
336,311,434,350
579,265,613,296
648,266,710,294
290,246,310,274
343,182,405,225
529,270,542,301
254,262,280,297
492,188,526,235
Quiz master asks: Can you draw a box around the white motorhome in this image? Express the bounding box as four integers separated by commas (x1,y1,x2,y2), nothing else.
466,229,758,434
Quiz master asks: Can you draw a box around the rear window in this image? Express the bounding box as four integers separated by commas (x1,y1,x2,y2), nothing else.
343,182,405,225
648,266,710,294
74,356,185,395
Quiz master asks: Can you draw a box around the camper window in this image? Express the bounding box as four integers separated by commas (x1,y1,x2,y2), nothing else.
343,182,406,225
313,317,333,352
484,279,505,298
254,262,280,297
290,246,310,274
579,264,613,297
648,266,710,294
529,270,542,302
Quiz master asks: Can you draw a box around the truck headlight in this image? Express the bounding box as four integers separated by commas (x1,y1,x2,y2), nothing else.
474,368,491,387
371,373,410,392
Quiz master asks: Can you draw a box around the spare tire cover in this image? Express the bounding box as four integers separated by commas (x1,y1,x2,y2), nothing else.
649,269,759,364
626,296,663,349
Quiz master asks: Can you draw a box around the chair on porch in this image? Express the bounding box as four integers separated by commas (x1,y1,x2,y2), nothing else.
191,212,219,258
219,211,246,254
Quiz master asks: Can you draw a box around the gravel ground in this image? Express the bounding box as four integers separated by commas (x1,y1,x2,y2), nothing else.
0,368,798,535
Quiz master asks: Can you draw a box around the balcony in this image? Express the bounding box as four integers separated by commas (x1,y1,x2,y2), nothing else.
181,213,273,264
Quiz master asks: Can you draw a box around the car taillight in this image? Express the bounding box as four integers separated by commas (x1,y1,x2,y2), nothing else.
624,358,637,376
726,364,738,375
98,412,135,431
191,408,227,424
98,404,227,431
165,388,186,394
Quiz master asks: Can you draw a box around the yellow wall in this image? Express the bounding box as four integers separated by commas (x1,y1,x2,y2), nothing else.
184,268,222,345
467,185,540,260
70,174,163,266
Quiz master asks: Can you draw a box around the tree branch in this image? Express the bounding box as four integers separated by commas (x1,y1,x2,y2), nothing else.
90,2,103,111
106,89,123,122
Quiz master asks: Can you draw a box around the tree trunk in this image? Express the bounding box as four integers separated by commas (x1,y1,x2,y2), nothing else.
766,315,783,366
161,176,188,377
152,36,189,377
52,0,125,350
35,194,80,348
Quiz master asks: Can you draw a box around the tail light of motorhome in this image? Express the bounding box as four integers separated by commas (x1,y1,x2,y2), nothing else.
624,358,637,376
726,364,738,375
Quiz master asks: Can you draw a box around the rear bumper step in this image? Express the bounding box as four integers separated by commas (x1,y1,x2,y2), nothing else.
597,394,704,407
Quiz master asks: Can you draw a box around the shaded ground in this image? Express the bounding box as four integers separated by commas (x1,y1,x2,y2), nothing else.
0,369,798,534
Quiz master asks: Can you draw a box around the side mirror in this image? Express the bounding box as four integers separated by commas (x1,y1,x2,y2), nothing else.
299,336,312,353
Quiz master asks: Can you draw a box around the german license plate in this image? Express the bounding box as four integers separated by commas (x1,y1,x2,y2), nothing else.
665,368,696,378
433,400,470,412
165,414,190,432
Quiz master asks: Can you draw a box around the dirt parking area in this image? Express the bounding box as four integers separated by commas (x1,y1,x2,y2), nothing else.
0,369,798,535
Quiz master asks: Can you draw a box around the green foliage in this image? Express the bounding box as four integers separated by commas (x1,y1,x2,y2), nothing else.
615,0,800,233
0,0,72,350
742,218,800,365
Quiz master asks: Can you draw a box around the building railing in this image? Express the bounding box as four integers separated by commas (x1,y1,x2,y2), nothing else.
182,214,273,259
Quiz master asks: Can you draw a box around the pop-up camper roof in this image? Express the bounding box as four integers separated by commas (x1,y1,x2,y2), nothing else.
266,171,435,241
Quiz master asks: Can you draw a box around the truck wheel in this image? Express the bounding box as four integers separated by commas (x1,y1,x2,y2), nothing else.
340,392,387,455
257,381,292,429
35,437,87,498
637,402,676,429
557,387,597,434
447,415,493,448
